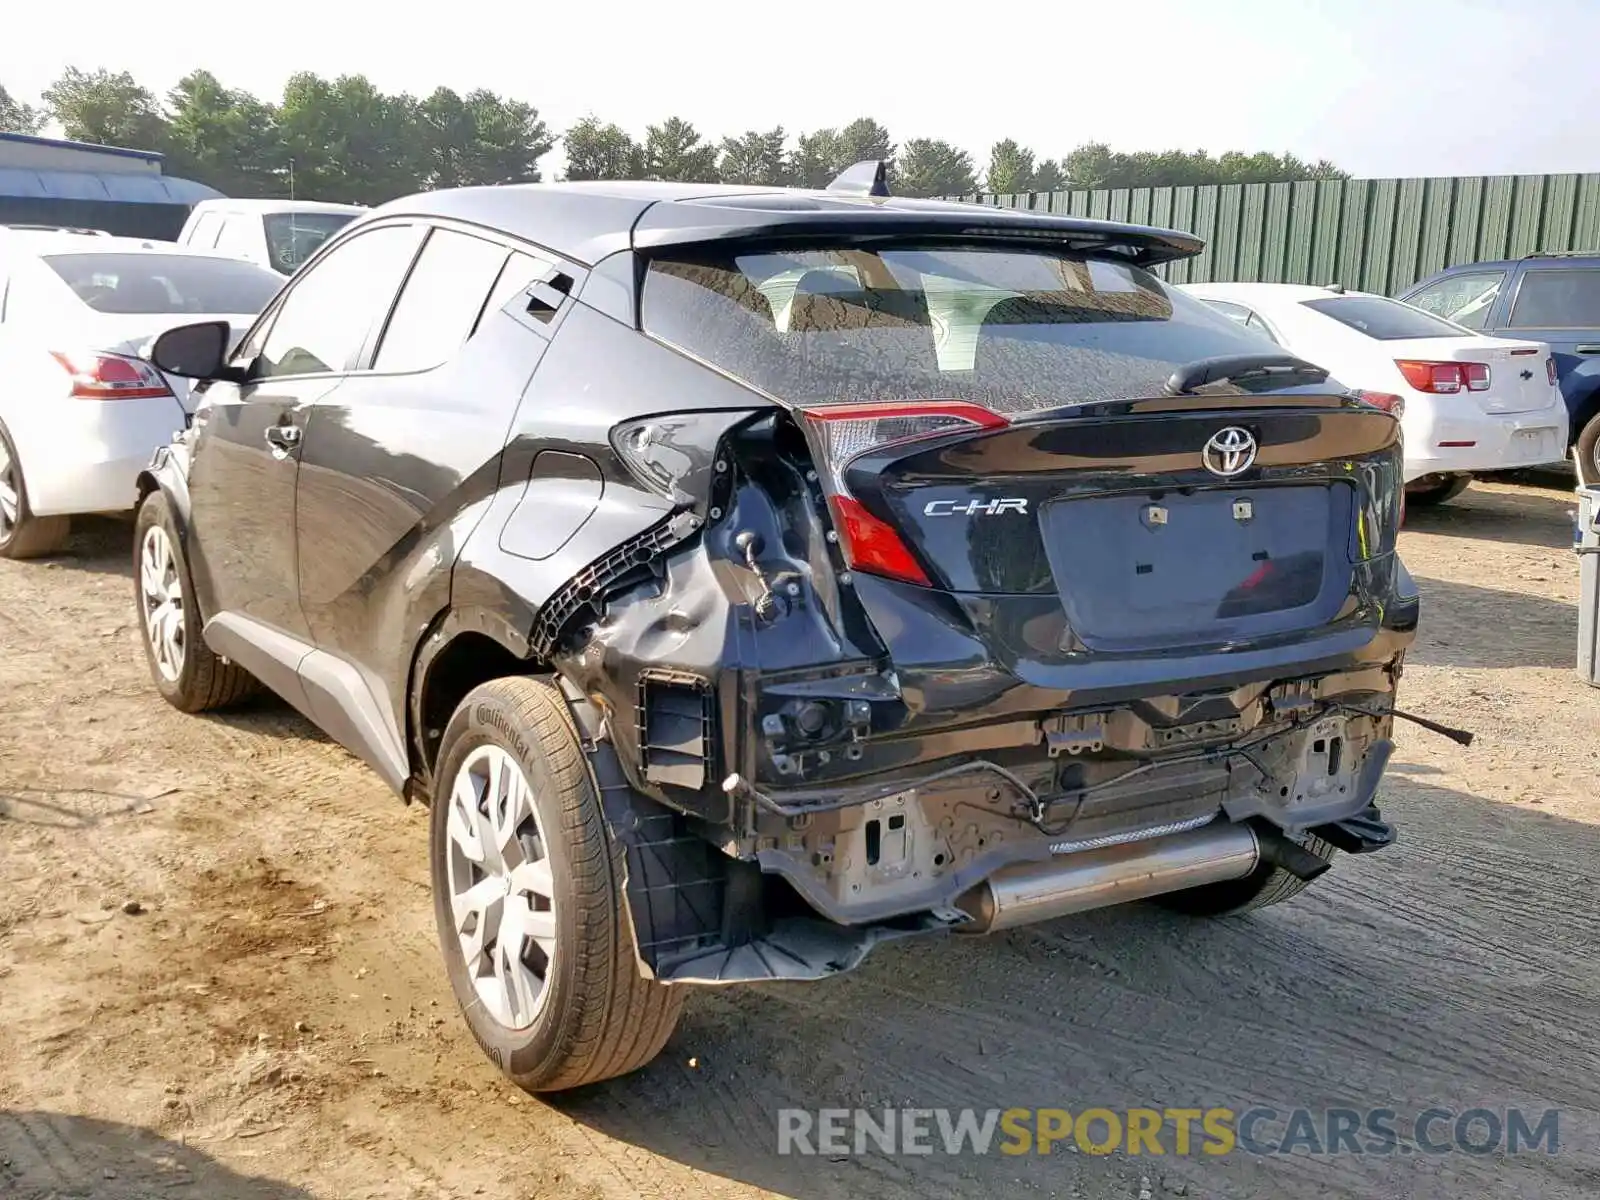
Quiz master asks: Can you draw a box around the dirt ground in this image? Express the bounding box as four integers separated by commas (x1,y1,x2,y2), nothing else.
2,474,1597,1200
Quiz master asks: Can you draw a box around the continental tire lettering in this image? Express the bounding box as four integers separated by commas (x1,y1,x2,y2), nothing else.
475,704,532,762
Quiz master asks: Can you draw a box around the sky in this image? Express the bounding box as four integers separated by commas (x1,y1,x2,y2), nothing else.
4,0,1597,180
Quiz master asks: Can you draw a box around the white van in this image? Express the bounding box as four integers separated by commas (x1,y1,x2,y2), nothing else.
176,199,366,276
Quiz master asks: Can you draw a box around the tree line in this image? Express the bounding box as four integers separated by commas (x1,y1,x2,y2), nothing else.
0,70,1346,205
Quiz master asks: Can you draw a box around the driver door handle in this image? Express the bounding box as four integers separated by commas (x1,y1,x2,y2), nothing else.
1574,344,1600,355
264,423,301,452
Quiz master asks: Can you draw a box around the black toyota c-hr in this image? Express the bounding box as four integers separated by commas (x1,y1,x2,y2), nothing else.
133,164,1418,1092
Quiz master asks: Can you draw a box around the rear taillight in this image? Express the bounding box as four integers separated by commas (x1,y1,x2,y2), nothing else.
1548,356,1559,386
803,401,1008,587
1355,390,1405,418
51,350,173,400
1395,359,1490,394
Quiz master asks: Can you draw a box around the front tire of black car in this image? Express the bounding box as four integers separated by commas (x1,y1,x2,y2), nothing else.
133,490,257,712
1403,473,1473,508
1155,832,1335,918
430,676,684,1093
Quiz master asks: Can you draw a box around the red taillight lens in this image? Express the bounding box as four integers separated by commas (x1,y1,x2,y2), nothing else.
1548,356,1559,386
827,495,931,586
803,401,1008,587
1395,360,1489,395
51,350,173,400
1355,390,1406,418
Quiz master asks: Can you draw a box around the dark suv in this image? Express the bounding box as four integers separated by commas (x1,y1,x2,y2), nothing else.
134,167,1418,1093
1401,252,1600,473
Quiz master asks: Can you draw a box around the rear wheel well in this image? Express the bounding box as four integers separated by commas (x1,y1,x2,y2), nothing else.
1572,384,1600,441
415,631,544,779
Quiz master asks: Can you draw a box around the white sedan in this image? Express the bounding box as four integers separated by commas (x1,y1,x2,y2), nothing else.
1180,282,1568,506
0,231,282,557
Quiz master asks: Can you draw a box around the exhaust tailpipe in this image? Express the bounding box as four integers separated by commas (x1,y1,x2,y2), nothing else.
955,822,1262,933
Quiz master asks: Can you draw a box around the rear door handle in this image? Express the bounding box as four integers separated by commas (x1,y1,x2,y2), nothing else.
1574,344,1600,355
264,423,301,453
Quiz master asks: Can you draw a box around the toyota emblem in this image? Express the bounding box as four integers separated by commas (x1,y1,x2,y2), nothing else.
1202,427,1258,477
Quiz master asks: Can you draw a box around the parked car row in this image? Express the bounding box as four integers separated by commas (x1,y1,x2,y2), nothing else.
1181,282,1569,506
0,178,1579,1099
0,227,283,556
1400,253,1600,477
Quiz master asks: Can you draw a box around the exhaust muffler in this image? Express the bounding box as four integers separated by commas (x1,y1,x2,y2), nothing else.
955,822,1269,933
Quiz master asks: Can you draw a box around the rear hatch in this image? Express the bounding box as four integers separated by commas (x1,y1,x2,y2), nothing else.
823,397,1397,652
641,239,1404,657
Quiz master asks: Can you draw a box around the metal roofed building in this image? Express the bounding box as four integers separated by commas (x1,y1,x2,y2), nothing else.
0,132,222,239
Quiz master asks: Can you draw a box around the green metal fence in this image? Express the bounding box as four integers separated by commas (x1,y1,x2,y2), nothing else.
957,174,1600,294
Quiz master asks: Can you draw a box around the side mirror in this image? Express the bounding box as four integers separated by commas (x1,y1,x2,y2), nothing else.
150,320,233,380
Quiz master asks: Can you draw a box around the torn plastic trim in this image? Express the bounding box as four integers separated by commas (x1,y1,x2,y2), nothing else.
530,508,702,659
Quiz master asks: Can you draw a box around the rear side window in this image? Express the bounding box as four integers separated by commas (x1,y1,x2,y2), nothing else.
1301,295,1468,340
1404,270,1505,330
1508,268,1600,328
371,228,510,373
264,212,357,275
41,253,282,315
641,245,1281,411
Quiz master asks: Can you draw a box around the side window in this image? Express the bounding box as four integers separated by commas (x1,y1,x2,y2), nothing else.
370,228,510,373
1405,270,1505,330
477,251,557,332
1509,268,1600,329
256,224,422,380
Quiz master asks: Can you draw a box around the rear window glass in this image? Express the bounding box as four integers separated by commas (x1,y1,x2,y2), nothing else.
43,253,282,315
1508,268,1600,328
641,245,1287,411
264,212,358,274
1302,295,1468,340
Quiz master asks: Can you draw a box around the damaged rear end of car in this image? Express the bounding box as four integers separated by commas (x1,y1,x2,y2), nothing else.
533,213,1418,985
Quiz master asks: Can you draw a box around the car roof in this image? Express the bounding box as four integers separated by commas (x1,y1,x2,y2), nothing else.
190,198,366,216
1409,252,1600,283
1181,281,1383,305
367,180,1206,269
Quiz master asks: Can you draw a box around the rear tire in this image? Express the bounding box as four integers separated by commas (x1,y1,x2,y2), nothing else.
133,490,257,712
1155,832,1335,918
0,425,69,560
430,676,683,1092
1404,473,1472,508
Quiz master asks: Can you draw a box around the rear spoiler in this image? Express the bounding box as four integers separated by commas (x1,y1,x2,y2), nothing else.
630,199,1204,268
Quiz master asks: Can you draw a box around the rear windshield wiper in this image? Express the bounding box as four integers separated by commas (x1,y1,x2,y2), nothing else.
1165,353,1331,396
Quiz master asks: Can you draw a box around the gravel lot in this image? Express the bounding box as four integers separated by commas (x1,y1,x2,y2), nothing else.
2,474,1596,1200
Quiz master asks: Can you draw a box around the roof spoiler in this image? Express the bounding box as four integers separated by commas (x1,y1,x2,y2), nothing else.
827,160,890,198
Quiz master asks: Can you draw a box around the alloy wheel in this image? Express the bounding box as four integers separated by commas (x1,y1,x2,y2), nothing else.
446,744,558,1030
0,441,18,545
139,525,185,682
